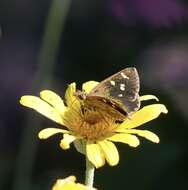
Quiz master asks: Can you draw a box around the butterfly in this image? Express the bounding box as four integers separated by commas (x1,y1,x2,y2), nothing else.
74,67,140,121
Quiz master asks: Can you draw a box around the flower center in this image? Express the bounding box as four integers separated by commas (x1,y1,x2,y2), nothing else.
67,107,118,141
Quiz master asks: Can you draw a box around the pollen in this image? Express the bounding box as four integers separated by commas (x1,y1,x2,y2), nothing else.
65,107,118,141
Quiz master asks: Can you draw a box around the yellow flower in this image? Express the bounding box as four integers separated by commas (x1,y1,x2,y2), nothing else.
52,176,96,190
20,81,168,168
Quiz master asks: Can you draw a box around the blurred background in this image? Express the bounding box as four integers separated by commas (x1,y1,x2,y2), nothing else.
1,0,188,189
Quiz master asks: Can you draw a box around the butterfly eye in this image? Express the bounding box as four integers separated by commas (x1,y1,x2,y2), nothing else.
93,89,99,93
74,90,87,100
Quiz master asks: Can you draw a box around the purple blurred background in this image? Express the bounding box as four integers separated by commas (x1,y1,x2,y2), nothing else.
0,0,188,190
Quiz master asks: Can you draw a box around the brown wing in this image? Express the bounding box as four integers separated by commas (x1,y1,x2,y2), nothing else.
84,96,128,121
88,67,140,115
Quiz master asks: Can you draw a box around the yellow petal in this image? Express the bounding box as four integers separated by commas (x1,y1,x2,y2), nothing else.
38,128,69,139
40,90,67,114
118,104,168,129
60,134,76,150
140,95,159,101
20,96,63,125
86,143,105,168
52,176,76,190
65,82,77,107
108,133,140,147
82,81,99,93
98,140,119,166
52,176,96,190
119,129,160,143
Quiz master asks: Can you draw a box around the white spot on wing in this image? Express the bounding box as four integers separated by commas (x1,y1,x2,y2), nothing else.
120,86,125,91
121,72,129,79
110,80,115,86
118,94,123,97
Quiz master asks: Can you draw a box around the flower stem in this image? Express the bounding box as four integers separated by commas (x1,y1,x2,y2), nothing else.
13,0,71,189
85,156,95,187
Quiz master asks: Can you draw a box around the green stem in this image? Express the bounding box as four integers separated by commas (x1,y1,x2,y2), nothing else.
85,156,95,187
13,0,71,189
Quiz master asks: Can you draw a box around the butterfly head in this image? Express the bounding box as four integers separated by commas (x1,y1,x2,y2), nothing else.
74,90,87,101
